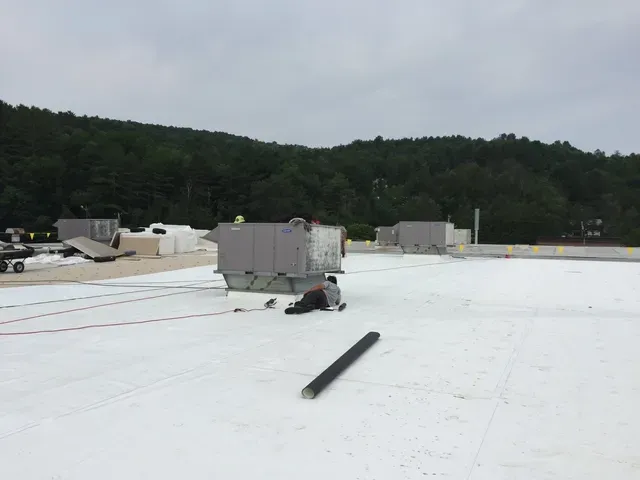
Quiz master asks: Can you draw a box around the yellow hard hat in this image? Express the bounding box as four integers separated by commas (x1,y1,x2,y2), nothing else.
234,215,245,223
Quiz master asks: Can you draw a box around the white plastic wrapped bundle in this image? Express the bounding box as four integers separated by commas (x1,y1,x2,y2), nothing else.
149,223,197,253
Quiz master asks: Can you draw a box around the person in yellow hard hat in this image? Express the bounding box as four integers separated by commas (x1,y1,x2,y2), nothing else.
234,215,245,224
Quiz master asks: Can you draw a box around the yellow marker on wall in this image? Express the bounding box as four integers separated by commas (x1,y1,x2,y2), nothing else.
532,246,539,253
459,244,464,251
507,246,513,254
347,239,352,245
557,246,564,254
29,233,34,240
365,240,371,247
628,247,634,255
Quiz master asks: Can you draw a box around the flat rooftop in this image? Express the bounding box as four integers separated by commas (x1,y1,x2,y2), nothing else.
1,254,638,479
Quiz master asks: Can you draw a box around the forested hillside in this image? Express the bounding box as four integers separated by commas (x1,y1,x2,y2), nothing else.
1,100,639,244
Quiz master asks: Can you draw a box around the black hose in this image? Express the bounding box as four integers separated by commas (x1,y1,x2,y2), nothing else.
301,331,380,399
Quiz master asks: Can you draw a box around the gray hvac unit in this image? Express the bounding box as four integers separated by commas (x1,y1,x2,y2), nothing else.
398,221,455,246
53,218,119,243
375,224,399,246
397,221,455,254
429,222,452,246
398,221,430,246
214,223,344,294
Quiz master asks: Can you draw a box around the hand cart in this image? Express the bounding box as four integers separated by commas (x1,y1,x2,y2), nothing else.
0,244,35,274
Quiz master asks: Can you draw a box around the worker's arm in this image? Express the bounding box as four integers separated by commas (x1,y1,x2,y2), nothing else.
303,283,325,295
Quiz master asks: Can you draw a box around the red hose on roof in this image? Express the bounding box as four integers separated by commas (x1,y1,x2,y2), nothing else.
0,306,267,336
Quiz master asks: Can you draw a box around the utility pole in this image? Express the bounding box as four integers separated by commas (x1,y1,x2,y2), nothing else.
474,208,480,245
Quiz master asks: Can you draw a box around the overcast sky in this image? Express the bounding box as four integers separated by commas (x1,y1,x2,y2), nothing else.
1,0,639,154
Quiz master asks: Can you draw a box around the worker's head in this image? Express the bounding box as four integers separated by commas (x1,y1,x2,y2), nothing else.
234,215,245,224
327,275,337,285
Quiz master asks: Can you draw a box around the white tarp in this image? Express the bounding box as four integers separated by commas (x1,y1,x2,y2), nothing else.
24,253,91,267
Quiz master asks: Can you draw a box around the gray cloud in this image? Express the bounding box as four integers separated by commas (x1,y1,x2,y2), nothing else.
1,0,639,153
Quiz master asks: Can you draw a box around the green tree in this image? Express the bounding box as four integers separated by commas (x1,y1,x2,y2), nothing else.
1,100,638,245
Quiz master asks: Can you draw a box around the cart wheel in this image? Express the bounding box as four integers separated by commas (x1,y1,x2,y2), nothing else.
0,261,7,273
13,261,25,273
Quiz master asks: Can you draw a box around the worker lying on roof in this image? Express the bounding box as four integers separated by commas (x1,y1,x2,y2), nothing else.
292,275,341,312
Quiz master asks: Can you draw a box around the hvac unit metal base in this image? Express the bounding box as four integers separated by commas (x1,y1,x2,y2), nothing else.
215,270,344,295
400,245,449,255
